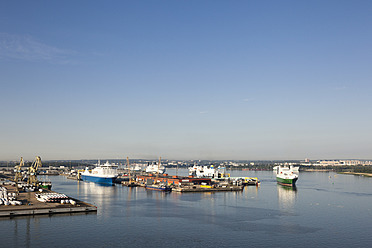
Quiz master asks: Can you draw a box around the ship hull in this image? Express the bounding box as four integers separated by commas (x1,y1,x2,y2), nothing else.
145,185,172,192
81,175,117,185
276,176,298,187
39,184,52,190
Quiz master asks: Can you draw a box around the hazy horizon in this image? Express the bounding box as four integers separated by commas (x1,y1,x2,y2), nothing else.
2,156,372,163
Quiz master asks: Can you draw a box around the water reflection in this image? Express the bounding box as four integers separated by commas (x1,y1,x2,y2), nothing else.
79,181,118,209
144,188,171,199
123,187,139,216
244,185,260,199
277,185,297,211
8,212,96,248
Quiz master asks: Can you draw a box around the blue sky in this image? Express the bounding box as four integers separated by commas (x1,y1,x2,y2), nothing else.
1,1,371,161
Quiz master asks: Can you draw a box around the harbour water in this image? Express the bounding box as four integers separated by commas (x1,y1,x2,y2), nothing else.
1,169,372,247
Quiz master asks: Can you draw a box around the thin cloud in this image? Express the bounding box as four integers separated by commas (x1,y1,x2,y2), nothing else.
333,86,347,91
0,33,75,64
243,98,255,102
199,111,208,114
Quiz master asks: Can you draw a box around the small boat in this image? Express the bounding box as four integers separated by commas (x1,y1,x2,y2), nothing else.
225,177,260,186
242,177,260,186
39,181,52,190
145,157,171,192
275,166,298,187
145,184,172,192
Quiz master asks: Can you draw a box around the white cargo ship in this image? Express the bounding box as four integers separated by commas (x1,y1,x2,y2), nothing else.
81,161,118,185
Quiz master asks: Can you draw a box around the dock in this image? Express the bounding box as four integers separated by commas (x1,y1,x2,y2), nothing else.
172,184,244,192
0,184,97,218
120,173,256,192
66,175,81,180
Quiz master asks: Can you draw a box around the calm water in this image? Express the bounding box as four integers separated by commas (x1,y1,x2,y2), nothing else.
1,169,372,248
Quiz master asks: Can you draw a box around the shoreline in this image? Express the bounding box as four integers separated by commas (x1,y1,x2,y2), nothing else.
338,172,372,177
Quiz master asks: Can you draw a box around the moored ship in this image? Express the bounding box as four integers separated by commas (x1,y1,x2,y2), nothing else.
188,165,225,178
275,166,298,187
39,181,52,190
144,157,171,191
145,163,165,174
81,161,118,185
145,184,172,192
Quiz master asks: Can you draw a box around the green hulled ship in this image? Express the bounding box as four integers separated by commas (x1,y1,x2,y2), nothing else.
39,181,52,190
275,166,298,187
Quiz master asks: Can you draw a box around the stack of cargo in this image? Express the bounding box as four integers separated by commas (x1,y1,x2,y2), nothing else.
0,186,8,205
35,193,70,203
0,186,22,205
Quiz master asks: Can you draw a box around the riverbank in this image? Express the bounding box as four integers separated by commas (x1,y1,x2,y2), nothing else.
338,172,372,177
301,169,333,172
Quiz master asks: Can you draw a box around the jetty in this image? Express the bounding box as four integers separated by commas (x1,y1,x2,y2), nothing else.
122,173,253,192
338,172,372,177
172,184,243,192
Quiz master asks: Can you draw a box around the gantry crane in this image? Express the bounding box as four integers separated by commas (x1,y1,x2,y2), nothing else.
127,157,136,185
27,156,42,187
125,157,139,187
14,157,24,183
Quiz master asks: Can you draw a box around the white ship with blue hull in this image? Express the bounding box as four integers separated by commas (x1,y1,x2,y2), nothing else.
81,161,118,185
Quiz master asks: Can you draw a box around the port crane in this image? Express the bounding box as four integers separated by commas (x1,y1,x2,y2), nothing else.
155,157,161,183
126,157,137,186
14,157,24,183
27,156,42,187
127,157,130,177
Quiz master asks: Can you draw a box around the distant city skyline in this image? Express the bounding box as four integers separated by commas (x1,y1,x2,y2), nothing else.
1,1,372,161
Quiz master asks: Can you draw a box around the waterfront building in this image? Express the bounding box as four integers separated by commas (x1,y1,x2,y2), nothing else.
310,160,372,166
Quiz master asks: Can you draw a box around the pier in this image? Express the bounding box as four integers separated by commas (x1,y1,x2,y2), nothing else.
172,184,244,192
120,173,254,192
